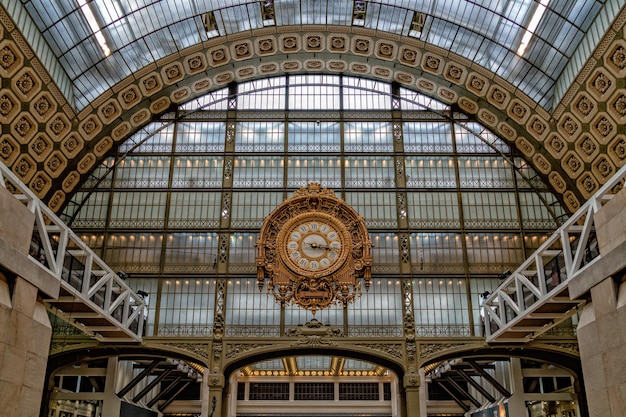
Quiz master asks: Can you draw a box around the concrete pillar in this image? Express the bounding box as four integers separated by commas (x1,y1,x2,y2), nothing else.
418,368,427,417
101,357,122,417
576,279,626,417
507,358,526,417
205,371,224,417
403,373,421,416
0,184,58,417
0,274,52,417
569,185,626,417
200,368,212,417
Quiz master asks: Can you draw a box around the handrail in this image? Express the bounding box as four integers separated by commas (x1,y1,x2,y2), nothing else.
0,162,145,342
484,163,626,343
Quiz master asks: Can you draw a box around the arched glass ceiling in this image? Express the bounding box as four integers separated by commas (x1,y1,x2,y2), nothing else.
21,0,605,110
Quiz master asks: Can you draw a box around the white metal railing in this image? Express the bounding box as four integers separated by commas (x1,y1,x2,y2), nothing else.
484,163,626,343
0,162,145,342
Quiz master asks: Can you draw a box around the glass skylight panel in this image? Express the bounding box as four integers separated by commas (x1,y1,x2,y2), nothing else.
541,11,577,55
181,89,230,110
145,27,179,57
364,3,412,35
241,86,287,109
44,11,85,55
216,3,260,33
115,42,151,75
297,356,332,370
327,0,354,26
252,359,284,371
300,0,327,24
103,18,136,48
16,0,607,112
343,359,377,371
274,0,302,26
400,88,449,111
129,4,169,38
288,84,340,110
73,71,108,108
448,26,484,59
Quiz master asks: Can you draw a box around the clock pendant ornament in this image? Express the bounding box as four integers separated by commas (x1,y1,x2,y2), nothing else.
256,183,372,314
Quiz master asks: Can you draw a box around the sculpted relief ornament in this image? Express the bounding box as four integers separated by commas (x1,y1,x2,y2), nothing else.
256,183,372,314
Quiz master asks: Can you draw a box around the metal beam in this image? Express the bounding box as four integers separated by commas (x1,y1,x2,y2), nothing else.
117,359,161,398
467,360,511,398
444,377,481,408
158,381,192,412
146,375,184,408
456,369,496,403
434,380,470,412
88,376,103,392
132,369,174,403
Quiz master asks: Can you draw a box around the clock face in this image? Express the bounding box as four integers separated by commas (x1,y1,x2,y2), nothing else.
280,214,348,276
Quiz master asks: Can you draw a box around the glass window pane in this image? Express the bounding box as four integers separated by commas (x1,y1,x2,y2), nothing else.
462,192,519,229
157,278,216,337
403,121,453,153
344,156,395,188
457,156,514,188
231,192,284,228
227,277,281,337
347,278,403,337
287,156,341,189
405,156,457,188
288,121,340,153
465,233,524,274
413,277,470,337
228,233,259,274
344,122,393,152
234,156,284,188
407,192,460,229
237,121,285,152
172,156,224,188
410,232,465,274
164,232,218,273
114,156,171,188
169,191,222,228
344,192,397,229
109,191,167,228
175,121,226,153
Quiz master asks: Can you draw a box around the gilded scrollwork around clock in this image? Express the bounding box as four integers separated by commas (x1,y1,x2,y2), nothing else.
256,183,372,314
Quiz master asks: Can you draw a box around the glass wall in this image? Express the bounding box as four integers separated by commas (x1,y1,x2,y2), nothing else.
65,75,567,338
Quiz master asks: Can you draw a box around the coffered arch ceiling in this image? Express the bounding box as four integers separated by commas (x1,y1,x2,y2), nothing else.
1,3,625,214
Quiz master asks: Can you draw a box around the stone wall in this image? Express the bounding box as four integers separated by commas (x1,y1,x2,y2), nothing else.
0,185,53,417
575,185,626,417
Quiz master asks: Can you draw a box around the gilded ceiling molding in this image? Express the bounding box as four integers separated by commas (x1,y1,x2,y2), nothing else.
1,5,626,213
221,339,407,375
48,340,98,356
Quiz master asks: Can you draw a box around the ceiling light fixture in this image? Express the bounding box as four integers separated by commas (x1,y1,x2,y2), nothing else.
517,0,550,56
77,0,111,57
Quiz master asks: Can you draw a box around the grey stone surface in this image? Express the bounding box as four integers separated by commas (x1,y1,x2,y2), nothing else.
595,188,626,255
0,278,52,417
577,278,626,417
0,186,34,255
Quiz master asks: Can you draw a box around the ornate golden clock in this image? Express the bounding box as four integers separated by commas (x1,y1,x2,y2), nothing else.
256,183,372,314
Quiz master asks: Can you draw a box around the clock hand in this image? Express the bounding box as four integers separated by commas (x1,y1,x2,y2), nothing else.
308,242,330,250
